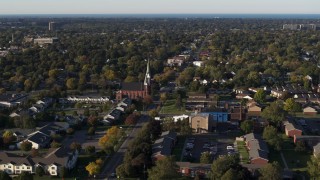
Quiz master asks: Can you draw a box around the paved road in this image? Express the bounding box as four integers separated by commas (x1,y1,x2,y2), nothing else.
98,115,149,179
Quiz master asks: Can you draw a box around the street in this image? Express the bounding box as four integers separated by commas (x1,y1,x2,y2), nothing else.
98,115,149,179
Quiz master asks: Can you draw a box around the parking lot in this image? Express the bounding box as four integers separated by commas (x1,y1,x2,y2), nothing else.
181,134,236,163
295,118,320,135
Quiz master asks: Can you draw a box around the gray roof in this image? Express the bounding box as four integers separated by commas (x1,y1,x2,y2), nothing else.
0,146,76,167
285,122,302,132
249,140,269,153
249,149,268,161
152,131,177,157
160,131,177,141
314,143,320,153
244,133,262,142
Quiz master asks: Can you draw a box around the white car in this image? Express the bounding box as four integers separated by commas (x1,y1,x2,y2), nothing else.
226,146,234,150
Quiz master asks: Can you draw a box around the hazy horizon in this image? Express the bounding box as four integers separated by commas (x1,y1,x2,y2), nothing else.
1,0,320,15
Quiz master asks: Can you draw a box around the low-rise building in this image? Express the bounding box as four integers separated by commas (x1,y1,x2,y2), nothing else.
0,93,28,108
244,133,269,165
284,120,303,138
189,113,216,133
303,106,319,116
176,162,211,178
152,131,177,161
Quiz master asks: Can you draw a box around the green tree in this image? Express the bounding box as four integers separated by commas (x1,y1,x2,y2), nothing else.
221,168,238,180
307,156,320,179
20,141,32,152
253,89,266,104
295,141,306,152
200,152,211,164
240,120,253,134
148,156,181,180
259,162,282,180
262,126,282,151
88,127,96,136
211,155,239,179
284,98,301,114
36,166,45,177
70,142,82,152
0,171,11,180
17,171,33,180
261,101,286,127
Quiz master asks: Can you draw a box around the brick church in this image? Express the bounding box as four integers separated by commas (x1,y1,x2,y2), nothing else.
116,60,151,101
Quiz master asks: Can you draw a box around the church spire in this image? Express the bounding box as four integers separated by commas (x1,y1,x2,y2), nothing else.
144,59,151,86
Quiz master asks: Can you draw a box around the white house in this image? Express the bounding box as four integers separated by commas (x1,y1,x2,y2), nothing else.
192,61,205,67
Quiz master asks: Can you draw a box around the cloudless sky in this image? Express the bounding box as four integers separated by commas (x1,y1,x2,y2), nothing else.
0,0,319,14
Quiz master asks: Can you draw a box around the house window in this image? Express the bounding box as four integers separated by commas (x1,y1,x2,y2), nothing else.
22,167,24,169
8,166,11,168
27,167,30,169
51,167,55,170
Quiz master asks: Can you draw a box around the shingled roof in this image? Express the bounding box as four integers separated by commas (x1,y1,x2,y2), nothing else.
121,82,145,91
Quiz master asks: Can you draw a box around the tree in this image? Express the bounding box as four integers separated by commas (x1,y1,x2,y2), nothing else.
221,168,238,180
17,171,33,180
307,156,320,179
240,120,253,134
261,101,286,127
66,78,77,90
85,146,96,154
0,171,11,180
125,113,138,125
50,141,61,148
253,89,266,104
148,156,181,180
70,142,82,152
85,162,101,176
66,128,75,135
87,116,98,127
284,98,301,114
295,141,306,152
262,126,282,151
211,155,239,179
259,162,282,180
35,166,45,177
20,141,32,152
148,109,159,118
200,152,211,164
88,127,96,136
59,167,67,178
2,130,15,145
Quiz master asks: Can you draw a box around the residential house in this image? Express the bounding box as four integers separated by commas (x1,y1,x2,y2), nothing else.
176,162,211,178
303,106,319,116
313,143,320,157
247,101,262,117
284,120,303,138
167,55,188,66
185,93,216,112
0,93,28,108
152,131,177,161
229,106,246,124
294,135,320,147
244,133,269,165
192,61,205,67
17,132,51,149
172,114,189,122
189,113,216,133
0,147,78,176
65,96,109,104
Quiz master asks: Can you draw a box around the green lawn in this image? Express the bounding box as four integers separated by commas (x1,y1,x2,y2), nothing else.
172,136,187,161
160,100,186,114
236,141,250,164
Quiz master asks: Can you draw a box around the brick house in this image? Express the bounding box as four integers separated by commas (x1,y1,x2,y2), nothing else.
176,162,211,178
284,120,303,138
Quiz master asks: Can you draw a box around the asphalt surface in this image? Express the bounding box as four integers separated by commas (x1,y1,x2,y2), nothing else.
98,115,149,179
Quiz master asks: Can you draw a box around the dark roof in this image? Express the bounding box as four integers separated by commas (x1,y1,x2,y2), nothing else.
121,82,144,91
28,132,51,145
0,93,28,102
160,131,177,141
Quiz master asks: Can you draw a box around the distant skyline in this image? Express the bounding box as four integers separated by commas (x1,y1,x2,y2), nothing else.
0,0,319,15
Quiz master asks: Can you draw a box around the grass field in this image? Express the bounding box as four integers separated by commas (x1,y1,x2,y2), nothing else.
160,99,186,114
236,141,250,164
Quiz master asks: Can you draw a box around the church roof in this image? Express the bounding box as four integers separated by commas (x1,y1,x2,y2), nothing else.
121,82,145,91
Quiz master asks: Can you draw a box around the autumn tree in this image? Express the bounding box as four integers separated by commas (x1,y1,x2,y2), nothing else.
99,126,122,153
2,130,15,145
86,162,101,176
66,78,77,90
70,142,82,152
87,115,98,127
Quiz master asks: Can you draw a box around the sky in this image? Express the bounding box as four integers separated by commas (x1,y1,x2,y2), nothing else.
0,0,319,14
